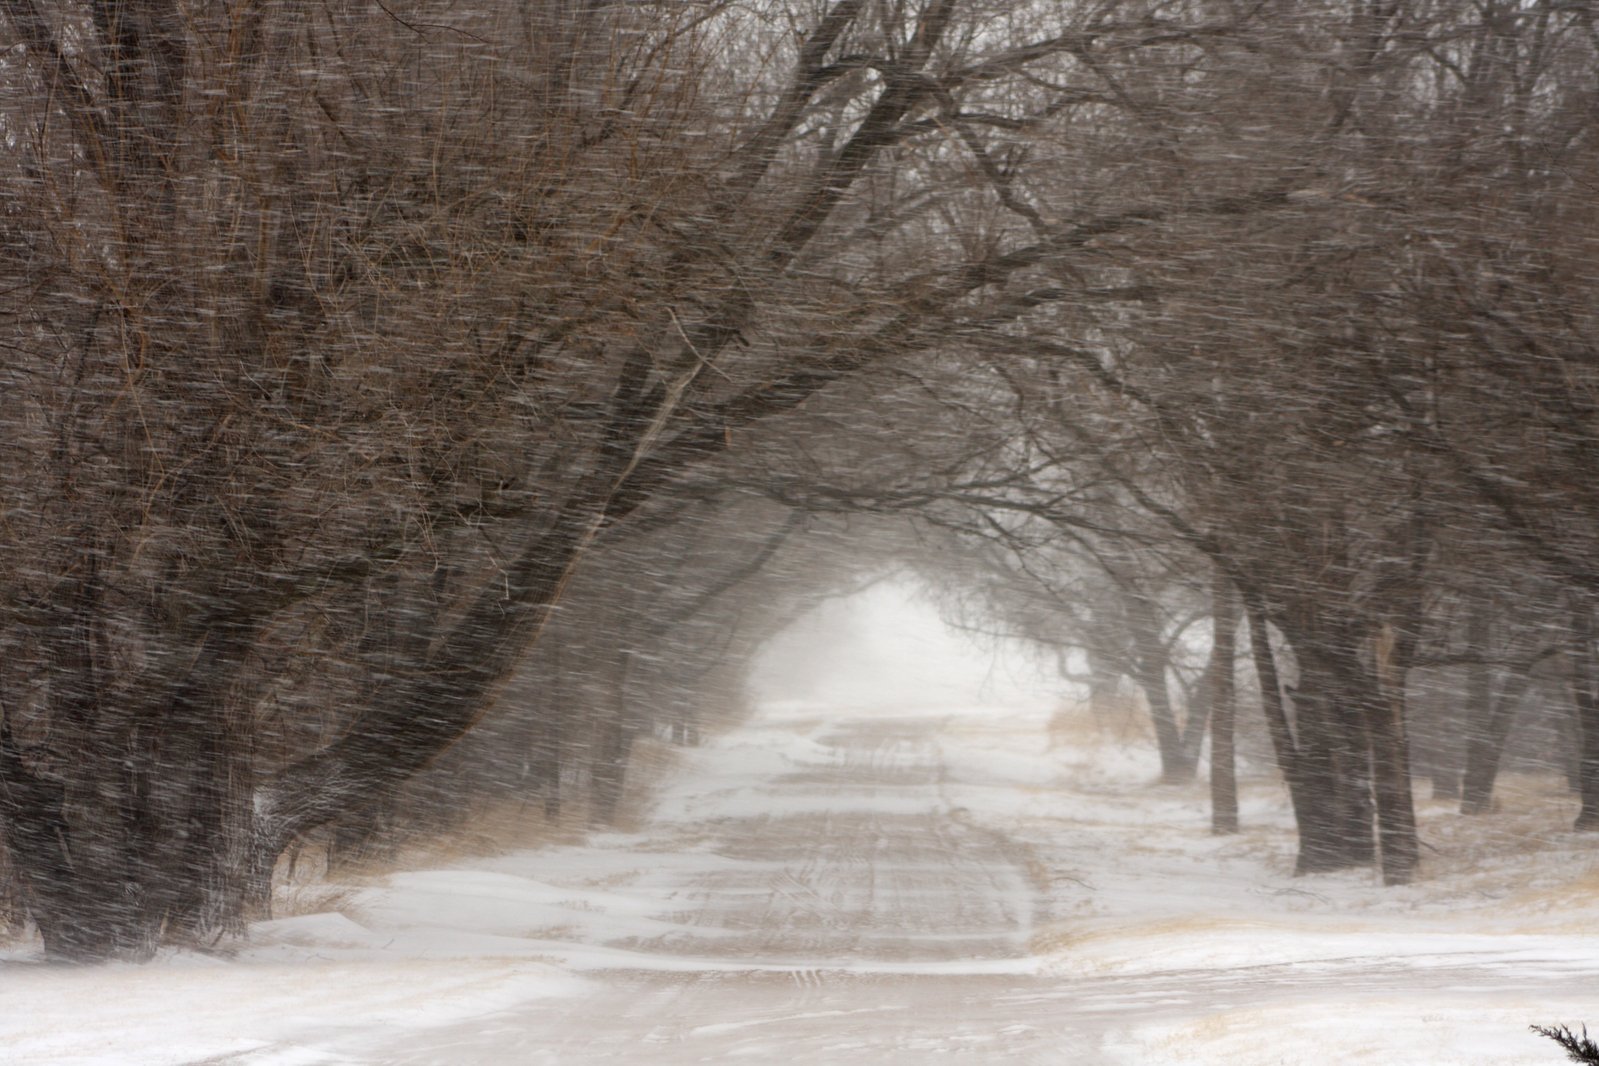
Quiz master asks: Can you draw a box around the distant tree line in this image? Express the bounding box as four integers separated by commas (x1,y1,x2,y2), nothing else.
0,0,1596,958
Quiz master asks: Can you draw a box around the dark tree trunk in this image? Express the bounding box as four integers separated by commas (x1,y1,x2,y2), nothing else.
1459,672,1529,816
1084,646,1120,719
1128,593,1194,783
1460,604,1497,814
1,686,254,960
1362,493,1428,886
531,643,567,820
1561,683,1585,794
1179,660,1214,777
1291,684,1371,874
1568,600,1599,831
590,648,639,826
1210,570,1239,835
0,717,81,956
1243,592,1359,874
1329,678,1379,870
1246,595,1380,872
1281,634,1373,875
534,712,567,822
1368,625,1419,886
1245,593,1306,822
0,555,259,960
250,495,608,876
590,722,637,826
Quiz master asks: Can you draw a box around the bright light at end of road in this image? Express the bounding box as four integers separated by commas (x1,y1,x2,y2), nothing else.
747,577,1054,713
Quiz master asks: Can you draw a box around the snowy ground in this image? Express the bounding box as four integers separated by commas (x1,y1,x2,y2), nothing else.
5,695,1599,1064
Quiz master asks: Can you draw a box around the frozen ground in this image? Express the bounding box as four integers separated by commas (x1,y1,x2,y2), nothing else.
4,695,1599,1064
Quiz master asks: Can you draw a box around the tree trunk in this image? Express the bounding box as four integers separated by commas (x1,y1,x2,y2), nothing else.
0,556,260,960
1368,624,1419,886
1283,636,1374,875
1245,593,1304,817
1459,603,1496,814
1292,693,1369,873
535,713,567,822
1083,646,1120,719
1329,683,1379,870
1210,570,1239,835
590,648,638,826
251,492,609,873
2,684,254,960
1459,672,1529,816
1242,591,1359,874
1568,599,1599,831
1179,659,1214,777
1128,593,1192,782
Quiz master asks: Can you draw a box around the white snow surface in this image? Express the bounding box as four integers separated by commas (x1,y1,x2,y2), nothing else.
5,696,1599,1064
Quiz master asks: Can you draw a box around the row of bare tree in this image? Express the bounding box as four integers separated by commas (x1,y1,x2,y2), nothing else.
711,0,1599,886
1,0,1596,957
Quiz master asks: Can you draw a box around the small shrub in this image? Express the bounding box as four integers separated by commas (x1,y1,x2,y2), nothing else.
1532,1024,1599,1064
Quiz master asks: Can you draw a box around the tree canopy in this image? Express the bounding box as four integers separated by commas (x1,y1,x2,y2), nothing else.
2,0,1598,959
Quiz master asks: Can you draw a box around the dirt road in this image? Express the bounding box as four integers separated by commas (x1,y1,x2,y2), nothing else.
354,715,1057,1063
341,713,1593,1064
12,705,1596,1064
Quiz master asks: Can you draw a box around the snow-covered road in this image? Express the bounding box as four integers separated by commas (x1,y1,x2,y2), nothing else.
6,700,1599,1064
343,710,1599,1065
623,722,1038,963
351,715,1049,1064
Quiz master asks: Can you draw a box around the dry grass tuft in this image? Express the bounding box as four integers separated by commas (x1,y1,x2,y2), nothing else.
266,737,688,918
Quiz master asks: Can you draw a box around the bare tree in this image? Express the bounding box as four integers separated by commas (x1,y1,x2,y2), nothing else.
2,0,1204,957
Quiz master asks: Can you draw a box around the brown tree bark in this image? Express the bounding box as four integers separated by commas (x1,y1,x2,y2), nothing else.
1127,592,1197,783
1210,570,1239,835
1280,616,1375,875
1460,644,1530,818
1242,590,1359,875
1369,624,1419,886
1568,600,1599,832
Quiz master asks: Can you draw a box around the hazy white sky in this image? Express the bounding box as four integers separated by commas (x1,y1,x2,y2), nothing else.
747,577,1052,710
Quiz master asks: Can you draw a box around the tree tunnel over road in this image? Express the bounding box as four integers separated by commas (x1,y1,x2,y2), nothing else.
7,584,1599,1064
